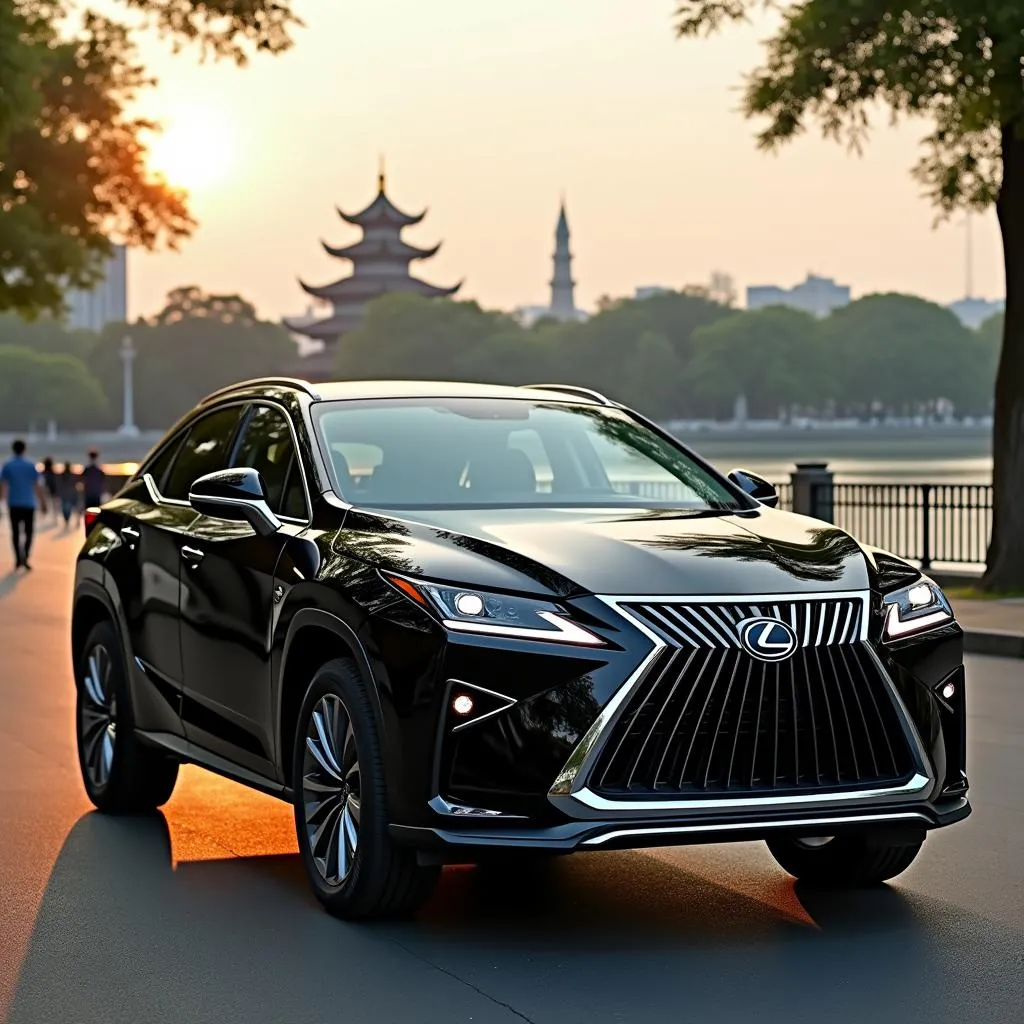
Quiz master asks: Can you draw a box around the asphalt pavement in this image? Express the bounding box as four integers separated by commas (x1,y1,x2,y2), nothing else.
0,516,1022,1024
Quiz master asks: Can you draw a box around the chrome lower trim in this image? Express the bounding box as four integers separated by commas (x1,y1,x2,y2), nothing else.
582,811,931,846
429,795,528,819
549,591,934,818
572,773,931,814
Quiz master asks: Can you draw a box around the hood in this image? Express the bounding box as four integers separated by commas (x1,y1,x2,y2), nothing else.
337,504,871,597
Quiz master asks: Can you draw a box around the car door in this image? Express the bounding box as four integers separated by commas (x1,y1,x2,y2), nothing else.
178,402,311,778
101,431,197,735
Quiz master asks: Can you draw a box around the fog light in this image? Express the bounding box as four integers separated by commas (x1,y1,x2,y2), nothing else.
452,693,475,716
942,681,956,700
454,592,484,617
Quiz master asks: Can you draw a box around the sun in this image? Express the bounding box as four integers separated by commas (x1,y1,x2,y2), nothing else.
147,109,235,192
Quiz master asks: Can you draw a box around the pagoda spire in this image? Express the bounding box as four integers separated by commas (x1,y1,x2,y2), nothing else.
378,153,386,194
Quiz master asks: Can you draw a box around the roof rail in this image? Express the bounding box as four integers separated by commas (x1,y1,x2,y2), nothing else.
199,377,321,405
523,384,614,406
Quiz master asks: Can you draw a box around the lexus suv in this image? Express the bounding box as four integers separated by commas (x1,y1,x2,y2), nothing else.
72,378,970,919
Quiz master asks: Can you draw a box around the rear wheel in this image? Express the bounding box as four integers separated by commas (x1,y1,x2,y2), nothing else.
766,832,923,886
76,620,178,812
292,659,439,920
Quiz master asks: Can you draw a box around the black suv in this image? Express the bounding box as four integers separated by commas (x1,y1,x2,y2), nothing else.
72,378,970,919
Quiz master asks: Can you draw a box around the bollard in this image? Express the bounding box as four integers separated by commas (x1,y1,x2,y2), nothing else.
790,462,834,523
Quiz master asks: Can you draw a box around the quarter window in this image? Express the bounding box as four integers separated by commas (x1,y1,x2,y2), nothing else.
162,405,246,501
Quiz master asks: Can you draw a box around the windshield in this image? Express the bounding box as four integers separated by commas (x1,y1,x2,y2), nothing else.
314,397,744,511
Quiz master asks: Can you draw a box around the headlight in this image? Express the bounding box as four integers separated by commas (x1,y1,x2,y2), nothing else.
384,574,604,646
882,577,955,640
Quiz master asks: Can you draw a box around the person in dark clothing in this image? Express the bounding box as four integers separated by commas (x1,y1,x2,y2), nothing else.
1,439,49,570
57,462,80,528
80,449,106,508
42,457,58,521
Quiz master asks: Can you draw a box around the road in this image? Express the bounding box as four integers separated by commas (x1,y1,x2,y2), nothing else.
0,517,1021,1024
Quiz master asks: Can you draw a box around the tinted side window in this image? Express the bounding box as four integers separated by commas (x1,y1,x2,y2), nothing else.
144,433,187,494
163,406,245,501
232,404,305,517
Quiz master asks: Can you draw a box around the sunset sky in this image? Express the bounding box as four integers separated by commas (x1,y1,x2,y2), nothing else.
132,0,1005,321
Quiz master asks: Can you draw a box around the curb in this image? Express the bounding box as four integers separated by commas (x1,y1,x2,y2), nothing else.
963,629,1024,660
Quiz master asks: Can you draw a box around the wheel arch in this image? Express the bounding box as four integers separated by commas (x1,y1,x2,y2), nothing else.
276,608,385,789
71,582,120,680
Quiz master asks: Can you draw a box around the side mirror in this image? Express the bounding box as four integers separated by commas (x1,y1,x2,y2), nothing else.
728,468,779,508
188,467,281,536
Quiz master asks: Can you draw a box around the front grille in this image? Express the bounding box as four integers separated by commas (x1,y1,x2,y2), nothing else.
590,599,918,798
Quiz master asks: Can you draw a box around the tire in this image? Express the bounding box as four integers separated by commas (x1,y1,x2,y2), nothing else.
292,658,440,920
766,832,923,887
76,620,179,813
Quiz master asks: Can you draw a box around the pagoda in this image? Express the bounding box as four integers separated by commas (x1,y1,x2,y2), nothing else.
285,166,461,377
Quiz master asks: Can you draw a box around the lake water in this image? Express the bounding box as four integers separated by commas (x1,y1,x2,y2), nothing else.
672,426,993,485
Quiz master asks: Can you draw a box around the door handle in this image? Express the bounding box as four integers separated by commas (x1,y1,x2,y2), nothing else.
180,545,205,566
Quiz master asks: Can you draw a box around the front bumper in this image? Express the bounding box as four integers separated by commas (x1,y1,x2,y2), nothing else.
392,795,971,859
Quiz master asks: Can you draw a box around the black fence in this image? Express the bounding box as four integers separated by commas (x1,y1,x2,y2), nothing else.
800,482,993,569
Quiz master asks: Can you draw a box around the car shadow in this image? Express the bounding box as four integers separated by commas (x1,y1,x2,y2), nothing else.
7,813,1021,1024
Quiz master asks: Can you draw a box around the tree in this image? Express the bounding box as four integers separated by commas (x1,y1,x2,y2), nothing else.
821,294,982,416
88,289,297,428
0,346,108,430
1,1,300,319
675,1,1024,589
336,295,516,382
153,285,259,326
690,306,825,418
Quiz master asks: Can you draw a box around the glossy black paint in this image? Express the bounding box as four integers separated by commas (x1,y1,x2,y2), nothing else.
71,379,971,859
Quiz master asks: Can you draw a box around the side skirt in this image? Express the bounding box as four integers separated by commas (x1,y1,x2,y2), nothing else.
136,729,293,802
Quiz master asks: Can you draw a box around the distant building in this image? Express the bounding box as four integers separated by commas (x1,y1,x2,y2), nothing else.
746,274,850,318
948,296,1004,329
65,245,127,331
514,200,589,327
635,286,673,301
284,167,461,380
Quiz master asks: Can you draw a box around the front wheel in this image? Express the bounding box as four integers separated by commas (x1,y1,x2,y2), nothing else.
766,833,923,887
292,659,439,920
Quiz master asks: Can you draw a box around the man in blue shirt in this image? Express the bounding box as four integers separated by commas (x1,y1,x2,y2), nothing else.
1,439,49,570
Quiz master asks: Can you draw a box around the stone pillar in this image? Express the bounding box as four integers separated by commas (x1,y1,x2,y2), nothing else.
790,461,834,522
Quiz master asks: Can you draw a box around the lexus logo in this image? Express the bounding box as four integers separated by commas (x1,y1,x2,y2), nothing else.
738,617,799,662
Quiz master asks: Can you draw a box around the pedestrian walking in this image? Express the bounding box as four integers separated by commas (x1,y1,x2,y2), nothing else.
42,457,59,522
80,449,106,509
0,440,49,571
58,462,80,528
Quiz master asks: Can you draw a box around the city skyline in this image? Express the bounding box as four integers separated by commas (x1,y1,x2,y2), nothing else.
129,1,1005,322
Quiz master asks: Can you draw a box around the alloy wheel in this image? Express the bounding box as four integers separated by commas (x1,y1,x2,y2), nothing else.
80,644,117,788
302,694,361,886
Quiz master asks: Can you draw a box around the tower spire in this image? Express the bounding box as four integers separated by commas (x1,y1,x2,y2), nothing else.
378,154,386,194
549,197,576,319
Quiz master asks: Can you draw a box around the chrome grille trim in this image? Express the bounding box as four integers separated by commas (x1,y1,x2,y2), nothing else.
547,591,933,818
623,594,866,650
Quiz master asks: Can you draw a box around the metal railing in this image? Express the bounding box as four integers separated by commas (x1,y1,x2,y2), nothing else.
806,482,992,568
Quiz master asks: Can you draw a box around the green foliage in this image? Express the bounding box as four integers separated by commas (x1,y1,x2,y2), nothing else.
0,345,108,430
0,1,300,318
334,291,993,421
674,1,1024,212
691,306,825,417
821,294,989,414
91,289,297,428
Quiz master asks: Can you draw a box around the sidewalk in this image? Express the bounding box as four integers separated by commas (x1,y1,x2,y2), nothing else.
951,597,1024,659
